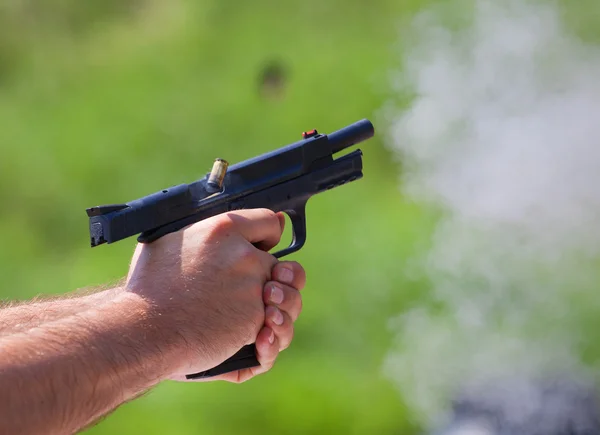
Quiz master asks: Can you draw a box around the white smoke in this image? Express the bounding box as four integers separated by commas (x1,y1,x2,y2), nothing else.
383,0,600,431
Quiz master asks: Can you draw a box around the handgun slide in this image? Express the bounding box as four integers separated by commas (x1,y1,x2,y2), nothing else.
86,119,374,259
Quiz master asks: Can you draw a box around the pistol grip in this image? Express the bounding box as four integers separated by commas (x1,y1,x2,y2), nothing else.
185,344,259,379
184,203,306,379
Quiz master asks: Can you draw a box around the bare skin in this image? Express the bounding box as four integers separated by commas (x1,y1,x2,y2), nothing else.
0,287,123,336
0,209,306,435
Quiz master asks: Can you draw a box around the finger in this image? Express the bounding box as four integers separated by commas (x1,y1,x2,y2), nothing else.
180,327,281,384
263,281,303,322
264,305,294,351
223,209,284,249
255,250,279,280
255,326,279,369
227,327,280,383
253,212,287,252
272,261,306,291
276,212,286,232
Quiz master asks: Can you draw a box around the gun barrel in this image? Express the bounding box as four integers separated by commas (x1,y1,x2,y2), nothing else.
328,119,375,154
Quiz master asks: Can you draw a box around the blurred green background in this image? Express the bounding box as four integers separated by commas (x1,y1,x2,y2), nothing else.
1,0,600,434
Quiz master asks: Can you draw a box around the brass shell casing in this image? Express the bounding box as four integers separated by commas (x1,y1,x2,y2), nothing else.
207,158,229,189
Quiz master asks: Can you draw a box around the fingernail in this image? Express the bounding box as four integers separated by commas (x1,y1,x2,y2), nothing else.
271,307,284,326
270,284,284,304
277,266,294,284
268,329,275,344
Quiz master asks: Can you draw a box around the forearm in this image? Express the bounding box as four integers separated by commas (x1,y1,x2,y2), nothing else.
0,286,124,336
0,292,179,435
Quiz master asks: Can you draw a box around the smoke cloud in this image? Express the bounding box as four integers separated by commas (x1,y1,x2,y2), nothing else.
383,0,600,432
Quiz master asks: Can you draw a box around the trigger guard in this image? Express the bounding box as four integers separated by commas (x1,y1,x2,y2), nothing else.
273,206,307,258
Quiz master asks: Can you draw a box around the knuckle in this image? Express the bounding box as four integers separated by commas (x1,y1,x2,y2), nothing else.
261,209,281,229
292,260,306,275
259,361,274,375
259,249,275,261
231,375,246,384
293,262,307,287
296,293,303,314
280,326,294,350
258,351,276,368
286,287,299,307
256,251,277,274
239,245,261,268
260,208,277,219
206,216,234,240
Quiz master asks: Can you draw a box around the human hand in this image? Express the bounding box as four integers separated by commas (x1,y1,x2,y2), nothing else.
125,209,285,379
174,260,306,383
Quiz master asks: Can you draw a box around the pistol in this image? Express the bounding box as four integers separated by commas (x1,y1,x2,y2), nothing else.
86,119,375,379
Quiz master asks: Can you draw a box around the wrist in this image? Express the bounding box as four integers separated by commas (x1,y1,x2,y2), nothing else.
123,281,212,377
